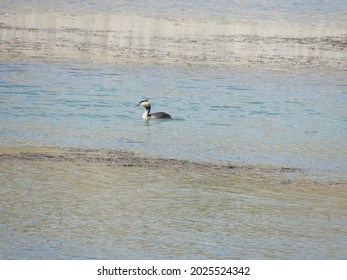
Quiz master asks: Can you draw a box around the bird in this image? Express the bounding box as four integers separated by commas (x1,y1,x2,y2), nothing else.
136,99,172,119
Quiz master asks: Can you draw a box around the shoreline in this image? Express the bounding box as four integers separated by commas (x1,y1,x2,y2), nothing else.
0,146,302,172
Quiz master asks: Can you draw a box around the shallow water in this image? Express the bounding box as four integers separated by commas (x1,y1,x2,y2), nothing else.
0,155,346,259
3,0,347,23
1,1,346,68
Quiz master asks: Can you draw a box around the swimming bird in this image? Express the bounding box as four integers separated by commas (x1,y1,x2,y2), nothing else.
136,99,172,119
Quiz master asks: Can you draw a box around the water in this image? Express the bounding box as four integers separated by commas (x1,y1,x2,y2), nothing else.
1,1,346,68
1,61,346,176
3,0,347,23
1,1,347,259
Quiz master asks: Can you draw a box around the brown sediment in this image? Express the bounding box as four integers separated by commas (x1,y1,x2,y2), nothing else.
1,146,346,189
0,146,302,173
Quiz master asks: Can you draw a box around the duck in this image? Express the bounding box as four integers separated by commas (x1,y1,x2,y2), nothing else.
136,99,172,119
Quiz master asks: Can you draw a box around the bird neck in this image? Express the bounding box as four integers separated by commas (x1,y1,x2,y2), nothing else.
142,105,151,119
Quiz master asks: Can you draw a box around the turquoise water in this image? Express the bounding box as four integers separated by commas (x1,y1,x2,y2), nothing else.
1,60,346,176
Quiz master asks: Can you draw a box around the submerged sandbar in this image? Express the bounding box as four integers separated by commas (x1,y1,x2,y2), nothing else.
0,146,345,187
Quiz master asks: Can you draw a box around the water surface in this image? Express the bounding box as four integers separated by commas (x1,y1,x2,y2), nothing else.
1,61,346,177
1,1,346,67
1,151,346,259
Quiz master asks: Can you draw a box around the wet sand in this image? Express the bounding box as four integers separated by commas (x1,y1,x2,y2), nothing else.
0,146,299,170
0,146,344,185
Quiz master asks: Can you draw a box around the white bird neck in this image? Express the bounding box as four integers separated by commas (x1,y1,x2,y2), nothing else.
142,106,151,119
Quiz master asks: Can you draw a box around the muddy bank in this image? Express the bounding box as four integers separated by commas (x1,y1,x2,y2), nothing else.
0,146,301,171
1,12,346,69
1,146,345,187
